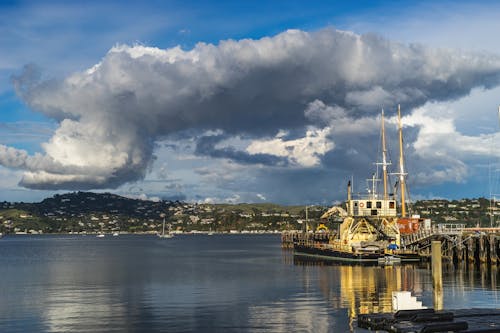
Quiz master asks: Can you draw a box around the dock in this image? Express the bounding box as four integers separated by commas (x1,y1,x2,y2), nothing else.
358,308,500,332
400,224,500,265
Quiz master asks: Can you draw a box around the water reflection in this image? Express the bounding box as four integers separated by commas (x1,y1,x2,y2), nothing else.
248,296,333,332
292,255,500,331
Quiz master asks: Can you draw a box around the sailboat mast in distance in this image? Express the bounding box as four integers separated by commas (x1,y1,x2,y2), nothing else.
381,110,389,201
398,105,407,217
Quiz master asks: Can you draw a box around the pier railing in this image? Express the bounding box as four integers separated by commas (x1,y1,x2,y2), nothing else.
281,231,332,248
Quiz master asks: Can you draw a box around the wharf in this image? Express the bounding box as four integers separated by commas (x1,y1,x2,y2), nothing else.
358,308,500,332
400,225,500,265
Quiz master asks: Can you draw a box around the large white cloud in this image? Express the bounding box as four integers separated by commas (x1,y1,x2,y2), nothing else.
6,28,500,190
246,127,333,167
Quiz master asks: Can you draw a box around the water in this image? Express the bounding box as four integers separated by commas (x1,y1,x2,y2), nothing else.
0,234,498,332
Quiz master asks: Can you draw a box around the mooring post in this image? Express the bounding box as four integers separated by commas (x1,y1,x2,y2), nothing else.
432,240,443,310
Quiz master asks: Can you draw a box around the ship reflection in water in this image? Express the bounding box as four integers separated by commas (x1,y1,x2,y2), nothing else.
292,255,499,331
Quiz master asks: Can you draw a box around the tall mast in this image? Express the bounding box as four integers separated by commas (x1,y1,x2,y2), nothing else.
397,105,407,217
381,110,388,200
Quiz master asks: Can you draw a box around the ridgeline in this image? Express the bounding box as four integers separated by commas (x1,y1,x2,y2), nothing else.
0,192,497,234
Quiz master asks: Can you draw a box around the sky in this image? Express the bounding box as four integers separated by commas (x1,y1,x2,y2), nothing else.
2,0,500,204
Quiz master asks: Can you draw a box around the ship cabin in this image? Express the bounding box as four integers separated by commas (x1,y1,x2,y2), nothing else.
348,198,397,217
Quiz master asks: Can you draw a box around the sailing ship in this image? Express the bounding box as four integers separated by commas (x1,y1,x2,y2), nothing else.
294,105,419,263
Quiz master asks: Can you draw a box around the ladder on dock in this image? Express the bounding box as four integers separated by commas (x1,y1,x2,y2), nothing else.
401,229,435,247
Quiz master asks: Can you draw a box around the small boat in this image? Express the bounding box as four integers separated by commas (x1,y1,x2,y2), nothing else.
378,255,402,265
112,232,119,237
96,233,105,238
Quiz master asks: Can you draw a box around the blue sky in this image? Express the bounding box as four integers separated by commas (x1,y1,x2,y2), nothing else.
2,0,500,204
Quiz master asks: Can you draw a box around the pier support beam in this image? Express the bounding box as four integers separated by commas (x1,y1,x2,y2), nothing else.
444,238,453,261
432,240,443,310
456,235,464,262
479,235,487,263
468,237,476,263
491,235,498,265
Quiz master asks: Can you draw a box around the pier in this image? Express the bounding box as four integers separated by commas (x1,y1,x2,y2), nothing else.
400,224,500,265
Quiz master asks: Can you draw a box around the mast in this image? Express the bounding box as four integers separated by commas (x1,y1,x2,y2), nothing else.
347,180,352,202
397,104,407,217
381,110,388,200
376,110,390,200
162,217,166,236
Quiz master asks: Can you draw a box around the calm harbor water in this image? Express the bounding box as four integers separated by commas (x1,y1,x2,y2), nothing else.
0,234,498,332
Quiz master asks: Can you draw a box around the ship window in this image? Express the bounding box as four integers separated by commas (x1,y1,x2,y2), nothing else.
354,202,358,207
366,201,372,208
376,201,382,209
371,209,378,216
389,201,395,209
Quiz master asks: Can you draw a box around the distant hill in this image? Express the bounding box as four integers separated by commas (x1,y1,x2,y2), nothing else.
20,191,176,217
0,192,497,234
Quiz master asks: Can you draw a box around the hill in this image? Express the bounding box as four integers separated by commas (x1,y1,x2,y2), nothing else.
1,192,498,234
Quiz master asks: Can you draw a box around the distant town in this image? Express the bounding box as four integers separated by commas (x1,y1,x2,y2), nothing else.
0,192,499,235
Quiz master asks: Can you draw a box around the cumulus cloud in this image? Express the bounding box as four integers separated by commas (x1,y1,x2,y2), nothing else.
195,133,288,166
400,105,500,185
6,28,500,190
246,127,333,167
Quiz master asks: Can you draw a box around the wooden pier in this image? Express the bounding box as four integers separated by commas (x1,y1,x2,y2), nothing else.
400,225,500,265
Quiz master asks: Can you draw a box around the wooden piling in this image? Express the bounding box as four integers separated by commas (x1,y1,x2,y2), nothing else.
467,237,475,263
456,235,464,262
490,234,498,265
432,240,443,310
479,235,487,263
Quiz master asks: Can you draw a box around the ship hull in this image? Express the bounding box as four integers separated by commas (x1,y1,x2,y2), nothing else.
294,244,383,263
393,252,422,262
